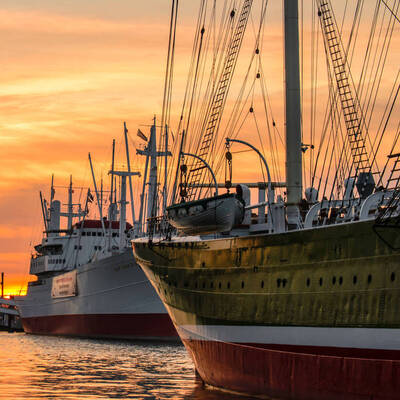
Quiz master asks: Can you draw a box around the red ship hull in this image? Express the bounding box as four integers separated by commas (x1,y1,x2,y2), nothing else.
183,337,400,400
21,313,178,340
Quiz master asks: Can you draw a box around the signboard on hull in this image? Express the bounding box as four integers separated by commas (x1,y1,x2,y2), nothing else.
51,270,77,298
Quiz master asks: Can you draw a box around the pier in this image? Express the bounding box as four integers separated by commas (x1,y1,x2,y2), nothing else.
0,272,23,332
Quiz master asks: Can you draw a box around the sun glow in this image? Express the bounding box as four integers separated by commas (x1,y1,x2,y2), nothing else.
0,1,398,294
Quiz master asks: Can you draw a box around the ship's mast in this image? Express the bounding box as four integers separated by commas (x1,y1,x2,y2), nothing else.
111,171,141,250
136,118,172,234
284,0,302,227
124,122,136,226
67,175,73,230
147,120,158,225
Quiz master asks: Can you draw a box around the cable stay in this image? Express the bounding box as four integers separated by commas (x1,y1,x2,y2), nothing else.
184,0,253,201
317,0,378,198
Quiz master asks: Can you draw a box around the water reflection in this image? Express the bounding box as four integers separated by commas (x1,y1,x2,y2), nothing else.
0,332,256,399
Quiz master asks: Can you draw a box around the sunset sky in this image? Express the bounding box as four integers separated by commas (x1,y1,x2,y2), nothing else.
0,0,182,294
1,1,398,295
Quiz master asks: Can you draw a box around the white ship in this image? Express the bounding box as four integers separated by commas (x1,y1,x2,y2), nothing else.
16,123,177,340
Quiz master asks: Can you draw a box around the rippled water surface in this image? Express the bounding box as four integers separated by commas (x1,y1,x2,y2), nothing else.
0,332,255,399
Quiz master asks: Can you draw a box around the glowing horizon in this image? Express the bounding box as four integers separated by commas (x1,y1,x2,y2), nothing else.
1,1,399,295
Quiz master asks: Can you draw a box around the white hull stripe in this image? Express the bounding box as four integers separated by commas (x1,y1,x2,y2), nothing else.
178,324,400,351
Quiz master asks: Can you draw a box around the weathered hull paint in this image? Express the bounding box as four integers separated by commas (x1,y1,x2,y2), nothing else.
22,313,177,340
132,218,400,398
182,336,400,400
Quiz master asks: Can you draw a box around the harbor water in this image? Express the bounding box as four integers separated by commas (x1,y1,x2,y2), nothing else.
0,332,254,400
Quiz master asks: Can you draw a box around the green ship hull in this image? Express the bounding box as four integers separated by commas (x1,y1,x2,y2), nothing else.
133,218,400,399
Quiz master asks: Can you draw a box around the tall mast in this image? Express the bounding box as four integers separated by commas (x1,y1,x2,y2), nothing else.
67,175,73,230
147,119,158,224
111,171,140,250
284,0,302,226
119,175,127,250
124,122,136,225
163,125,168,213
138,147,150,234
108,139,115,251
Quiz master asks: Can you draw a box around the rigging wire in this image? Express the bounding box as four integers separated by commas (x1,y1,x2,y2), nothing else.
381,0,400,23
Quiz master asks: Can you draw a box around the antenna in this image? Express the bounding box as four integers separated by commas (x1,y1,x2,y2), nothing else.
39,191,48,233
50,174,55,204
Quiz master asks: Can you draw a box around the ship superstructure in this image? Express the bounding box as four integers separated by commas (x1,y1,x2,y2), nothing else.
17,124,177,340
132,0,400,398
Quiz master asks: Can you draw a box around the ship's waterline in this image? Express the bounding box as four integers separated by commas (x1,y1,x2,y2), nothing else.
132,217,400,399
17,248,178,340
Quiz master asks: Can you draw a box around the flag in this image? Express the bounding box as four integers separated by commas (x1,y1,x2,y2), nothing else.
87,189,94,203
137,129,148,142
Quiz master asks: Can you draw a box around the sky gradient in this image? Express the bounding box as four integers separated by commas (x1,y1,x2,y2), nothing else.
1,1,398,295
0,1,183,294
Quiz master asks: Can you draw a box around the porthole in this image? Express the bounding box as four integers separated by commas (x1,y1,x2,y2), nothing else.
261,280,264,288
277,278,281,288
319,277,323,286
367,275,372,284
391,272,396,282
282,279,287,288
241,281,245,289
210,282,214,288
202,282,206,289
306,278,310,287
227,282,231,289
353,276,357,285
332,276,336,285
201,262,206,268
218,282,222,289
339,276,343,285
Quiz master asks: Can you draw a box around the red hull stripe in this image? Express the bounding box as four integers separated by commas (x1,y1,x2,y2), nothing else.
244,342,400,361
21,313,178,340
183,338,400,400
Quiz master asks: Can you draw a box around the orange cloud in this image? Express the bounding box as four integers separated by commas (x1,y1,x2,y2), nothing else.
1,1,398,296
